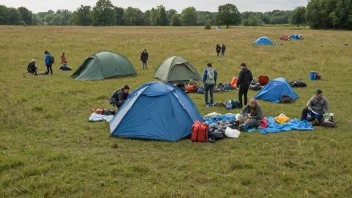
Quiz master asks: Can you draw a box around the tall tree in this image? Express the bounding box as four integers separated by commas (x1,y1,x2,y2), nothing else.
167,9,177,24
180,7,198,26
71,5,92,26
248,13,259,26
92,0,116,26
18,7,33,25
170,14,181,26
149,8,158,25
0,5,10,25
289,6,306,26
216,4,241,28
156,5,168,26
144,10,151,26
114,7,124,25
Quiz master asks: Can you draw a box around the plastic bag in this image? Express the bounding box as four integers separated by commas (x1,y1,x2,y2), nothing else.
224,127,241,138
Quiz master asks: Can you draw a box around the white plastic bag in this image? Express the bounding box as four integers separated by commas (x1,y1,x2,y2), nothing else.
225,127,241,138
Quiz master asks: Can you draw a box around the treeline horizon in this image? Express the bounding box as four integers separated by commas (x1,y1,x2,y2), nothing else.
0,0,351,30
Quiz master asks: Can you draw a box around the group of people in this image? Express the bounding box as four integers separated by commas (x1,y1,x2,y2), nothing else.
216,44,226,57
201,61,329,128
24,51,70,76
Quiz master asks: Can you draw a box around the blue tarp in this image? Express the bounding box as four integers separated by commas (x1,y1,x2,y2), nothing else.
110,82,203,141
254,37,274,45
204,114,237,124
255,77,298,103
259,117,313,134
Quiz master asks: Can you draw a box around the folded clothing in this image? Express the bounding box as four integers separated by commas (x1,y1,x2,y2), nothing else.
89,113,114,122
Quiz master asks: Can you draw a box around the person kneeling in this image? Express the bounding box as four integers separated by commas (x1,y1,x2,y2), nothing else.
24,59,38,77
301,89,328,124
238,98,263,130
109,85,130,110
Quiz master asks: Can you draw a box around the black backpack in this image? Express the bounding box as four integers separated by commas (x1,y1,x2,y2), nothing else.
50,55,55,64
280,94,292,103
290,79,306,87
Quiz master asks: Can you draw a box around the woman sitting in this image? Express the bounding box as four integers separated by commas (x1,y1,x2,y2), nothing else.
24,59,38,76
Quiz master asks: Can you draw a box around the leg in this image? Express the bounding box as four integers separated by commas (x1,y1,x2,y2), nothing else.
301,107,310,121
49,65,53,74
244,119,261,127
145,61,148,69
204,84,209,105
209,84,214,105
238,86,244,107
142,62,144,70
46,66,50,73
243,86,249,106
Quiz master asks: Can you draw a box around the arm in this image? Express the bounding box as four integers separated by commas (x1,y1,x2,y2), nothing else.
240,105,249,115
117,91,125,105
324,98,329,113
306,96,314,107
249,71,253,82
202,69,207,83
214,70,218,84
237,70,243,87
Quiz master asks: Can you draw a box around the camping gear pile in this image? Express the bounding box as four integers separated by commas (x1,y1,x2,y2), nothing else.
310,71,322,80
289,79,307,87
89,108,116,122
250,79,263,91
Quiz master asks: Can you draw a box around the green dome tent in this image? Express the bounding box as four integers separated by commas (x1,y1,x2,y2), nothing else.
153,56,201,82
71,51,137,80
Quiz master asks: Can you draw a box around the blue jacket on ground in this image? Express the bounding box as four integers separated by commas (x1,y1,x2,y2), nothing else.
45,54,51,66
202,67,218,85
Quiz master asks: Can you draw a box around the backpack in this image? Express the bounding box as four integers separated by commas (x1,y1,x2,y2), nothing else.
191,121,208,142
197,86,205,94
205,69,215,84
230,77,238,88
289,79,307,87
250,83,262,91
49,55,55,64
315,73,321,80
320,121,336,128
258,75,269,85
280,94,292,103
185,85,196,92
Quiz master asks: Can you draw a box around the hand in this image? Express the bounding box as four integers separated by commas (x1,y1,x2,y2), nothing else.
308,107,312,111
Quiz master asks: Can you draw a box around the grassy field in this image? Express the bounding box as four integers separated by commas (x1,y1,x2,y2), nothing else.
0,26,352,197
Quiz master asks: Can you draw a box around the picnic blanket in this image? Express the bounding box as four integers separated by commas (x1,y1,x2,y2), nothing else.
89,113,114,122
259,117,314,134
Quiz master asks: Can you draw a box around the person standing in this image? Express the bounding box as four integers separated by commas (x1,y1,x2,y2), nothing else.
221,44,226,57
44,50,54,75
140,49,149,70
236,62,253,108
216,44,221,57
202,63,218,107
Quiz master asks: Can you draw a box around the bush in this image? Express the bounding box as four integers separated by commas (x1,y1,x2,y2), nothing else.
204,21,211,30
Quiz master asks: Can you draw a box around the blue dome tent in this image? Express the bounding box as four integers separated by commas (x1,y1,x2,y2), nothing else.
254,78,298,103
110,82,203,141
253,37,274,45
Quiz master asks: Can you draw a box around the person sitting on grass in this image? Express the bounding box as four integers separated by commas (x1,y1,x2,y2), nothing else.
109,85,130,110
301,89,328,124
238,98,264,129
24,59,38,77
60,61,72,71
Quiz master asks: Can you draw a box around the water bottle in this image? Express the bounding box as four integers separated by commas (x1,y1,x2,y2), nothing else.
226,100,232,110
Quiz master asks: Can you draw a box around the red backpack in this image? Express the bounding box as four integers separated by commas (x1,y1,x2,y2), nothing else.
191,121,208,142
258,75,269,85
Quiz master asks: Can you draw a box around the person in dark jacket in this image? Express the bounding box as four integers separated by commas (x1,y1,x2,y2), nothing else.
238,98,264,128
24,59,38,76
301,89,328,124
110,85,130,109
44,50,53,75
202,63,218,107
140,49,149,70
216,44,221,57
236,62,253,107
221,44,226,57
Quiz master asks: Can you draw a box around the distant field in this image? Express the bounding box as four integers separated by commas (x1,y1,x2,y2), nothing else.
0,26,352,197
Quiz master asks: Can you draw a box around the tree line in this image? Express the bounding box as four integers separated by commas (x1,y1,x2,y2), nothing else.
0,0,351,30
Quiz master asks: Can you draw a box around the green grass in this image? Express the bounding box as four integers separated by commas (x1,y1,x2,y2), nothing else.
1,26,352,197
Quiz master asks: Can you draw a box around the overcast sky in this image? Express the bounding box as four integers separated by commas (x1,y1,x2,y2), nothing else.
2,0,307,13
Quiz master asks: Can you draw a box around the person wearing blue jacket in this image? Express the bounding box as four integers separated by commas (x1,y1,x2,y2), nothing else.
44,50,53,74
202,63,217,107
